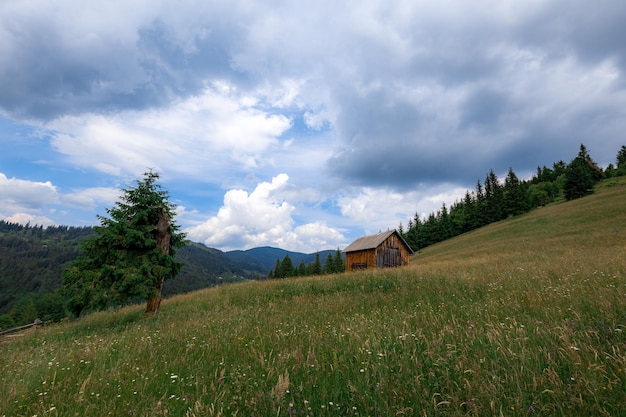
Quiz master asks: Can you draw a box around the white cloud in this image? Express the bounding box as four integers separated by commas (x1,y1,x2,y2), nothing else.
338,184,468,235
290,222,346,252
3,213,55,227
62,187,121,211
0,173,59,213
185,173,347,252
47,83,292,179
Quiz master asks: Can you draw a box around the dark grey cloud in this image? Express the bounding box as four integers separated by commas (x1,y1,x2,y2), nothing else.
460,89,509,128
322,1,626,192
0,9,246,120
516,1,626,70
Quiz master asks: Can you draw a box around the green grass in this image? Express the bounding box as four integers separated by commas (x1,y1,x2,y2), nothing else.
2,178,625,416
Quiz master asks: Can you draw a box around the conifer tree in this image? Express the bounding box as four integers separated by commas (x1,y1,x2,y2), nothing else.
62,171,186,316
616,145,626,176
484,170,504,222
503,167,528,216
279,255,295,278
311,252,322,275
323,252,335,274
563,144,603,200
333,248,345,273
438,203,452,240
297,260,307,276
272,259,281,278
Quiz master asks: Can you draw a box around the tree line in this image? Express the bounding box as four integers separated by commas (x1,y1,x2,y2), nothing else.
401,144,626,251
268,249,345,279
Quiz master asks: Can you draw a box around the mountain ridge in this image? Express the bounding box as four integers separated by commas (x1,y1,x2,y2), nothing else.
225,245,338,274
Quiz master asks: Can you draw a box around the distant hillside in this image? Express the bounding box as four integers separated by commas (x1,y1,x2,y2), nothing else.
0,223,93,316
164,242,259,296
0,223,339,325
226,246,339,273
0,225,265,320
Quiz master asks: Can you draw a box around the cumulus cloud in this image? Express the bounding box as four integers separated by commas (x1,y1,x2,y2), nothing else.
3,213,55,227
0,173,59,213
186,174,346,252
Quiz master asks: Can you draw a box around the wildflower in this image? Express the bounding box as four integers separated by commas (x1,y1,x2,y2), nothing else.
529,405,536,413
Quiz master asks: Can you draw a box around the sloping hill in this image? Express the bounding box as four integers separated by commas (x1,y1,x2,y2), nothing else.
412,176,626,265
1,177,624,416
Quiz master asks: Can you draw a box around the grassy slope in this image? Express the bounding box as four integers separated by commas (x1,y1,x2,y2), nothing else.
1,178,625,416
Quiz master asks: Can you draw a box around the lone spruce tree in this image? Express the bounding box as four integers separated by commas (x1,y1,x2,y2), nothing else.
63,171,186,316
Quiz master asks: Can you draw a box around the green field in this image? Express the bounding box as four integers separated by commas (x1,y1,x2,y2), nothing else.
1,178,625,416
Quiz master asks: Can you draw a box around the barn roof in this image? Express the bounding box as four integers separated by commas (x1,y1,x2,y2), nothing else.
343,229,414,254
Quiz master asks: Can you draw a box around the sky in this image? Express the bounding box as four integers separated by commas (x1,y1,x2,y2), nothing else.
1,0,625,253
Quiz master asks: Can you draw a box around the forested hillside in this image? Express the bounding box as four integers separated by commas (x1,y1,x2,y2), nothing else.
0,223,93,324
0,223,343,328
401,144,626,251
0,224,261,328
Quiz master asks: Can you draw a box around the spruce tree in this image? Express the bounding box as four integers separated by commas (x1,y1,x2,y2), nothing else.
617,145,626,176
297,260,307,276
323,252,335,274
563,144,603,200
484,170,504,222
272,259,281,278
311,252,322,275
333,248,345,273
503,167,528,216
279,255,295,278
62,171,186,316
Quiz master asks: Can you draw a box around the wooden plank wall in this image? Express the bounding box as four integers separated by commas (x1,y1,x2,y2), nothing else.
382,234,412,267
346,249,376,270
346,233,412,271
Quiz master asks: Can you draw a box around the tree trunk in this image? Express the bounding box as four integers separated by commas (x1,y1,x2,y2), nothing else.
145,276,164,314
146,207,171,315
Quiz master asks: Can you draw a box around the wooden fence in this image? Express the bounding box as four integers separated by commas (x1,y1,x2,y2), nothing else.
0,319,42,337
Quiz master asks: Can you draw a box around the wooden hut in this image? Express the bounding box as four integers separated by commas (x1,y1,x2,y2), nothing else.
343,229,414,271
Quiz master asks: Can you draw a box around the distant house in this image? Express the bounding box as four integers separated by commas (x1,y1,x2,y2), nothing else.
343,229,414,271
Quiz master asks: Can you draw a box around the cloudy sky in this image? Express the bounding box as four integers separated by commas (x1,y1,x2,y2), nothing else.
1,0,625,253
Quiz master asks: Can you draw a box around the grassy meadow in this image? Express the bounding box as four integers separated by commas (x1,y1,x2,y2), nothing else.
1,178,625,416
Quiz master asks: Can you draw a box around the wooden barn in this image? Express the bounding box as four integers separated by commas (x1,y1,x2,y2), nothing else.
343,229,414,271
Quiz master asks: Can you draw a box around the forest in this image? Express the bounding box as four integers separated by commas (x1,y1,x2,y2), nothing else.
267,249,346,279
400,144,626,251
0,225,253,329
